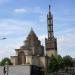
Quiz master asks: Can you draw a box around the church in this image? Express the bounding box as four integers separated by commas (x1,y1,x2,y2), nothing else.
11,5,57,69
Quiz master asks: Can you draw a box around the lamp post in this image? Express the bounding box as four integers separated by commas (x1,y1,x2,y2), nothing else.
4,61,9,75
0,38,7,40
0,37,7,75
6,61,9,75
3,66,6,75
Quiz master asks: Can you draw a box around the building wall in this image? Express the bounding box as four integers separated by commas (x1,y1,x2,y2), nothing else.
11,56,18,65
26,56,32,64
46,50,57,57
39,57,46,68
32,56,40,66
31,56,46,68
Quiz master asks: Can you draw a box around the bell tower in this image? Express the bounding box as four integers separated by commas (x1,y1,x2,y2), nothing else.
45,5,57,57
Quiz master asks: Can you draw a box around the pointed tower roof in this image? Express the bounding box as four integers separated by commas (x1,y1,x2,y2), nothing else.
28,28,37,37
20,28,38,50
47,5,52,18
49,5,50,12
26,28,38,41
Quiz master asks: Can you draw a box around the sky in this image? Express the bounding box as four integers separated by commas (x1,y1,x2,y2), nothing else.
0,0,75,59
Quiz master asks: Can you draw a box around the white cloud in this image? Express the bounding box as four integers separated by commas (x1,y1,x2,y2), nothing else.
39,15,46,22
54,16,75,23
39,35,47,46
0,4,75,58
14,6,47,15
13,6,48,24
38,29,75,58
0,21,75,59
0,36,26,59
59,33,75,48
14,8,27,13
0,18,38,59
57,31,75,57
0,19,37,37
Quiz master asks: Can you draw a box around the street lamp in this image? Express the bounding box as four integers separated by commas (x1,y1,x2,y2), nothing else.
3,61,9,75
0,37,7,75
0,38,7,40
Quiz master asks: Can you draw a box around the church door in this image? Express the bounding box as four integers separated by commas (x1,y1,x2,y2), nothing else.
18,51,26,65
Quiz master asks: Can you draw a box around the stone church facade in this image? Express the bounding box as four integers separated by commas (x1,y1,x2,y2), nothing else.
11,5,57,69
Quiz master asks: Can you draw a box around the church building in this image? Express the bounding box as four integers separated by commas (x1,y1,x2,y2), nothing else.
11,5,57,69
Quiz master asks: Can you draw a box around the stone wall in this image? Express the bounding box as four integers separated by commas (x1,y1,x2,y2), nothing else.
0,65,44,75
0,65,30,75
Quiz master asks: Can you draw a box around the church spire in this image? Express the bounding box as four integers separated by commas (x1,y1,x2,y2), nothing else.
45,5,57,57
47,5,51,18
49,5,50,12
47,5,54,38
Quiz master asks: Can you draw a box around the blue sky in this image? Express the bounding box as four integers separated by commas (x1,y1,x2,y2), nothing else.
0,0,75,59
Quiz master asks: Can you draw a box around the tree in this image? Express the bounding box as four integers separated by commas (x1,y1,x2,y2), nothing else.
48,55,74,73
0,57,13,66
57,55,64,69
63,55,74,67
48,55,59,72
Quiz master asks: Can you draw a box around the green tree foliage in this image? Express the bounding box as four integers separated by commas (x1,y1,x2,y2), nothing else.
48,55,74,73
0,57,13,66
48,55,59,72
57,55,64,69
63,55,74,67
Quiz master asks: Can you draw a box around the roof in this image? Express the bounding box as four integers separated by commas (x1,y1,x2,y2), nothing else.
28,28,37,36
